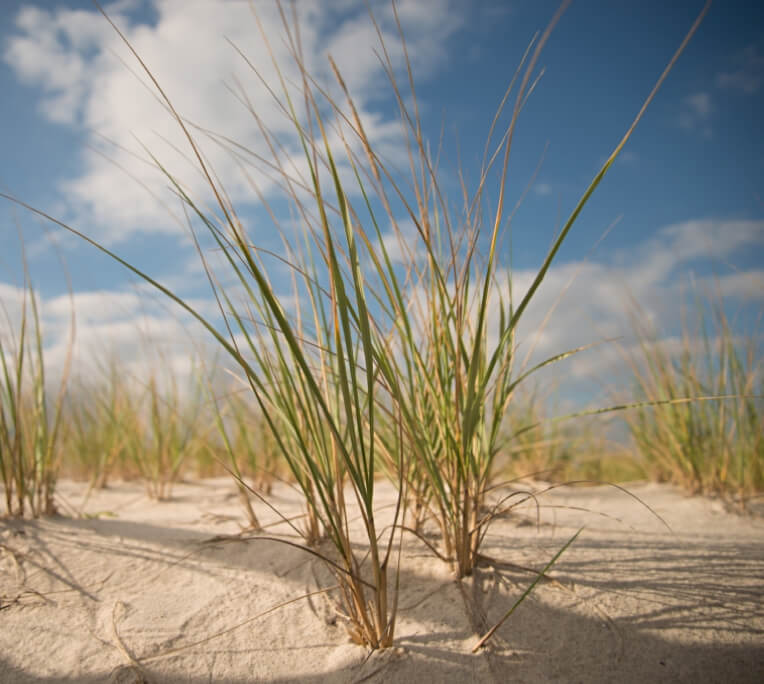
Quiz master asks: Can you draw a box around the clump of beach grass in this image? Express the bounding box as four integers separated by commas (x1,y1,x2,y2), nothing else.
0,256,73,517
623,283,763,503
1,0,713,650
357,0,712,578
497,389,626,483
63,356,137,489
207,379,281,532
80,1,410,648
63,351,213,501
129,357,208,501
62,360,129,492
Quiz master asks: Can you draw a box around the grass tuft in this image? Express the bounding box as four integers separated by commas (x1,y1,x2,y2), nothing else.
624,284,763,503
0,251,73,517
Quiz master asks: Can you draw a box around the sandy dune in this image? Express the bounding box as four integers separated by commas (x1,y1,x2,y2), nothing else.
1,477,762,683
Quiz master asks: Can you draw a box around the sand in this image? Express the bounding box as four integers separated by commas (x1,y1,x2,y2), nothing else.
1,477,762,683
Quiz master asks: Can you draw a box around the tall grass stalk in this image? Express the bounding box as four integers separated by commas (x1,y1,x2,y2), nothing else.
209,384,267,532
222,391,281,493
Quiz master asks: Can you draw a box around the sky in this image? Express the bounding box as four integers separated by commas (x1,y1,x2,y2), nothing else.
0,0,762,417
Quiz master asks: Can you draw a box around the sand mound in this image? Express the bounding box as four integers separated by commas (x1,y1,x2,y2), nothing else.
1,478,762,682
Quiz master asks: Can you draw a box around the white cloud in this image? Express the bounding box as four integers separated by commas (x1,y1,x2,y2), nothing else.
533,182,552,196
374,217,424,264
4,0,463,245
679,91,712,138
685,92,712,118
0,278,214,392
716,44,763,95
712,269,764,299
501,219,764,398
609,218,764,284
46,289,142,321
5,5,111,124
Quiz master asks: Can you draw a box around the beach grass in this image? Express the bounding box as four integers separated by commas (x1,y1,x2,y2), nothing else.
0,0,720,651
623,284,763,503
0,253,73,517
62,353,211,501
64,357,137,489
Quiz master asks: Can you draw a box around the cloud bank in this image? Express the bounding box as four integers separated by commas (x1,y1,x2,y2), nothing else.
4,0,463,243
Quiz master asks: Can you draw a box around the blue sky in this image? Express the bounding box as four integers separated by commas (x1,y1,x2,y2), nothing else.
0,0,762,410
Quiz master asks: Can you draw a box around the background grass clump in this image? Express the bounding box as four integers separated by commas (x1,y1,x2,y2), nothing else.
0,265,72,517
61,352,215,501
623,286,763,503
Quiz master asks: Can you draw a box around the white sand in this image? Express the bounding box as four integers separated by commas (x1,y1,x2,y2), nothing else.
1,477,762,683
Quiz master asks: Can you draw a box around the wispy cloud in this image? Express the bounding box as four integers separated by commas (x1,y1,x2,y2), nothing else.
716,44,764,95
679,91,713,138
686,92,712,117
